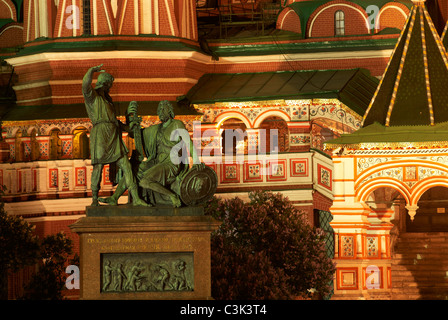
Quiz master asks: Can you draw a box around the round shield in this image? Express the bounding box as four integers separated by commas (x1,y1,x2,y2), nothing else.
179,166,218,206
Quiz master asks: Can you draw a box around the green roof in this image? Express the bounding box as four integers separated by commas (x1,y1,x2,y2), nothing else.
185,68,378,115
362,2,448,128
325,121,448,147
327,2,448,148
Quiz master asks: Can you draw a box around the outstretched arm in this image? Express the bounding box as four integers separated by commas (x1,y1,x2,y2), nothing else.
82,64,104,95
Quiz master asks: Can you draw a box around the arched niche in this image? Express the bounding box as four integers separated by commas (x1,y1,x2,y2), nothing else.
49,128,62,160
73,127,90,159
258,115,289,153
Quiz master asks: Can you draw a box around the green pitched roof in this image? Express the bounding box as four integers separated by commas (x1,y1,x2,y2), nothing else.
362,2,448,127
185,68,378,115
325,121,448,148
327,1,448,148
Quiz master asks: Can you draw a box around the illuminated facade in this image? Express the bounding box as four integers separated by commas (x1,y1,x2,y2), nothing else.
0,0,447,299
326,0,448,299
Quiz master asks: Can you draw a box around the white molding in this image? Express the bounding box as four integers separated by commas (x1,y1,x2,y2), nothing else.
5,49,393,67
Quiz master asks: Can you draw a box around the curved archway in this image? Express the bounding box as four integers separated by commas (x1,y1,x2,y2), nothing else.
219,118,248,156
214,111,251,129
358,178,411,205
253,109,290,129
407,186,448,232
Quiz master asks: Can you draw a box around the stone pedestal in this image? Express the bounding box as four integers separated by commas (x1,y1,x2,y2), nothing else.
70,205,220,300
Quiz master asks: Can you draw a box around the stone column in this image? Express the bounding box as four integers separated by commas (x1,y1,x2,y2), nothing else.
329,156,392,299
4,138,15,161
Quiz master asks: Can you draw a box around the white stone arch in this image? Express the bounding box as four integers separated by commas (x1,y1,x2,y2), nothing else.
376,4,408,30
0,0,16,20
308,3,370,37
44,125,63,136
253,109,291,129
410,177,448,207
214,111,252,129
27,126,39,137
357,177,412,206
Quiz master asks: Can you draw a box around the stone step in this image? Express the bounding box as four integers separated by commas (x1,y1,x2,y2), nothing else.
392,259,448,266
393,253,448,260
391,233,448,299
391,269,448,277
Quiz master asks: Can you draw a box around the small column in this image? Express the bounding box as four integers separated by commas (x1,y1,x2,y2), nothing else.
4,138,15,161
0,134,10,162
35,136,50,160
59,134,73,159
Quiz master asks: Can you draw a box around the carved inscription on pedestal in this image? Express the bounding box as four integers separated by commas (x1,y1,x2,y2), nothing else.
101,253,194,293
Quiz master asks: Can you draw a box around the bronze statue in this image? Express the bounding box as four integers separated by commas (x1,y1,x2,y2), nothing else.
82,64,148,206
99,100,214,208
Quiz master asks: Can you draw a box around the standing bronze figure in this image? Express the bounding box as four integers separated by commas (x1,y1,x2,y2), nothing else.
82,64,147,206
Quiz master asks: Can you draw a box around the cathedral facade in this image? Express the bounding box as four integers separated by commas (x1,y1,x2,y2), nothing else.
1,0,447,299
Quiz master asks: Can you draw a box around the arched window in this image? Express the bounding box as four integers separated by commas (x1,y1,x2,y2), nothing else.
220,118,247,156
335,10,345,36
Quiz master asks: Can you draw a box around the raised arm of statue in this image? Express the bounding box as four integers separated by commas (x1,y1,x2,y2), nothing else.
82,64,104,95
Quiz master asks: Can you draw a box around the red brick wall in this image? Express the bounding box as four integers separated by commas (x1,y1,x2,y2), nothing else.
0,0,17,20
277,7,302,34
95,0,116,35
117,0,136,35
307,1,370,38
313,190,332,213
0,24,23,48
439,0,448,23
377,3,409,33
